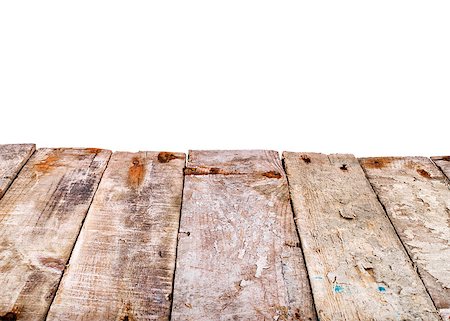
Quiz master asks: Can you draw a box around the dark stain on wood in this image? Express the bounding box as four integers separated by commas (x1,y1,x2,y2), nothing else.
34,155,59,173
184,167,244,176
0,307,19,321
184,167,208,175
39,257,66,272
262,171,282,179
284,241,301,248
301,155,311,163
84,148,102,154
119,302,135,321
128,158,145,187
119,312,134,321
360,158,392,169
0,312,17,321
34,169,99,225
209,167,221,174
340,164,348,171
157,152,182,163
417,168,431,179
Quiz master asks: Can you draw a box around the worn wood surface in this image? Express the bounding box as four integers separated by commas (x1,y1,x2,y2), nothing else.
46,151,185,321
432,156,450,180
171,150,316,321
360,156,450,320
0,144,35,198
284,153,440,321
0,148,110,321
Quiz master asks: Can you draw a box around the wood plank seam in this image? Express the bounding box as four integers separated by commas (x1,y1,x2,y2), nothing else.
0,144,36,199
0,147,35,197
359,156,450,320
431,156,450,183
284,152,440,320
281,157,320,319
42,151,112,321
358,158,441,314
167,157,187,321
0,148,35,198
45,151,185,320
0,148,112,320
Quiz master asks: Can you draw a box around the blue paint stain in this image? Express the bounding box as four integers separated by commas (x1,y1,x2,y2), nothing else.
334,284,344,293
378,286,386,292
313,276,323,280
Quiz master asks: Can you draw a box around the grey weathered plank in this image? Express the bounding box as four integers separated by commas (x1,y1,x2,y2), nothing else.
360,156,450,320
431,156,450,180
171,150,316,321
0,148,110,321
284,153,440,321
46,151,185,321
0,144,35,198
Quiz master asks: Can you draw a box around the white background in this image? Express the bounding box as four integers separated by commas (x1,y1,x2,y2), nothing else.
1,1,448,157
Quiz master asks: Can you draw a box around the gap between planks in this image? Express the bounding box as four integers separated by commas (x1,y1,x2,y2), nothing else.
42,151,112,320
0,148,111,321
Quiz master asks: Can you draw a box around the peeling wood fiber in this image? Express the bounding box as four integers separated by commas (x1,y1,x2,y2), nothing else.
171,150,316,321
360,156,450,320
284,153,440,321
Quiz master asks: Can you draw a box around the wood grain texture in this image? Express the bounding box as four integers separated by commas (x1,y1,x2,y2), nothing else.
432,156,450,180
284,153,440,321
46,151,185,321
0,144,35,198
360,156,450,320
171,150,316,321
0,148,110,321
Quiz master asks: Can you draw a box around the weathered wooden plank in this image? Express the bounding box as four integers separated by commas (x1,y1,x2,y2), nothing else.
360,156,450,320
0,148,110,321
0,144,35,198
46,151,185,321
283,153,440,321
431,156,450,180
171,150,316,321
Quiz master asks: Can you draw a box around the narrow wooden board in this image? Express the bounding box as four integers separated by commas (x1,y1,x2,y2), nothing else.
0,148,111,321
46,151,185,321
0,144,35,198
431,156,450,180
360,156,450,320
171,150,316,321
283,153,440,321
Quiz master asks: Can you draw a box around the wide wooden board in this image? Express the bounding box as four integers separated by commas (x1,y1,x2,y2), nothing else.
171,150,316,321
432,156,450,180
284,153,439,321
46,151,185,321
0,148,110,321
0,144,35,198
360,156,450,320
